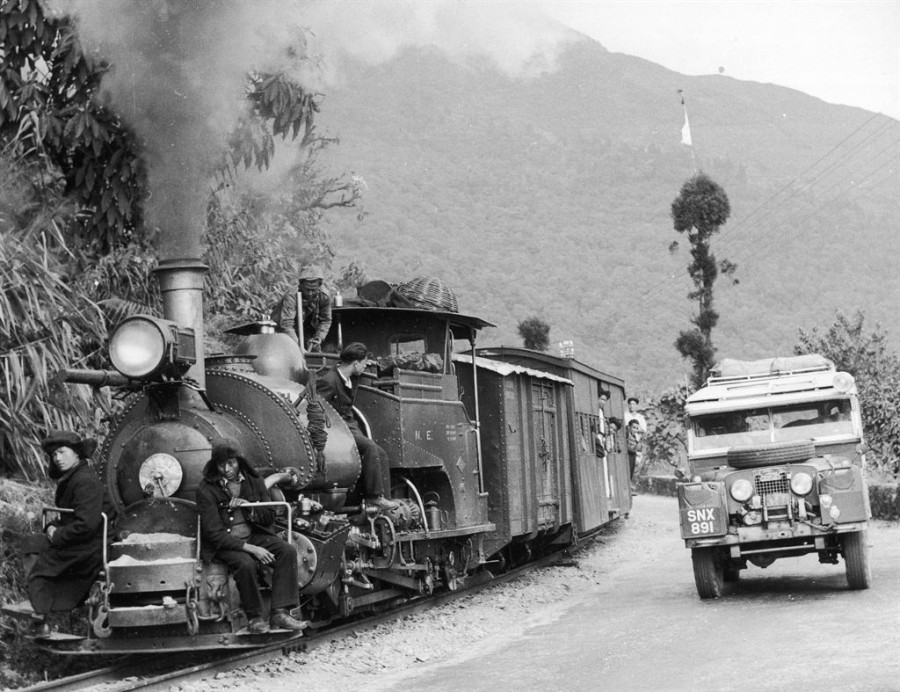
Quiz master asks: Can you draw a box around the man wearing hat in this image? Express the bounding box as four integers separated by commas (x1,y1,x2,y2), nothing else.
272,264,332,351
316,342,398,511
196,443,309,634
25,430,116,637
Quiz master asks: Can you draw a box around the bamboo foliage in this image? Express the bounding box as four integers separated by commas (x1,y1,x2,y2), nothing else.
0,154,109,480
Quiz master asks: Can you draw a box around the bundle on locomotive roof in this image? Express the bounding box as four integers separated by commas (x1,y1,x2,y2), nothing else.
350,276,459,313
395,277,458,313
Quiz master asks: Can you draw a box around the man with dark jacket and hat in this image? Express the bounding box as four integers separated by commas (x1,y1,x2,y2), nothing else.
316,342,398,511
196,443,308,634
272,264,332,351
25,430,116,637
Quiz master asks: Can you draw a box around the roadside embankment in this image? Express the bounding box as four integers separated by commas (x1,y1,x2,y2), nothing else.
637,474,900,521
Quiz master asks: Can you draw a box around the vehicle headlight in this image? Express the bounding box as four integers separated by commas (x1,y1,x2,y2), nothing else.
109,315,195,379
833,372,854,393
730,478,754,502
790,472,813,496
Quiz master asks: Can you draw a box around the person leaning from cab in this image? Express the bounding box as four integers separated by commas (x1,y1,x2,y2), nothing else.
273,264,332,352
196,443,309,634
316,342,399,511
25,430,116,638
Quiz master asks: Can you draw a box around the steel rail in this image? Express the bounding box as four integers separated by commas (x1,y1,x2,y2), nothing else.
19,535,610,692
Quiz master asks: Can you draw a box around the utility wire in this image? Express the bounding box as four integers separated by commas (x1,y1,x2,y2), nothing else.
635,116,899,306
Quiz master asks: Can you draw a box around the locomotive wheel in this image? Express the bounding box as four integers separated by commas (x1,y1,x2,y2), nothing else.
444,551,459,591
419,558,435,596
842,530,871,590
691,547,725,599
419,573,434,596
339,594,355,618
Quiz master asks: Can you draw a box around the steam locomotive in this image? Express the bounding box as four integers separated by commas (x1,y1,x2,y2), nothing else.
31,261,630,654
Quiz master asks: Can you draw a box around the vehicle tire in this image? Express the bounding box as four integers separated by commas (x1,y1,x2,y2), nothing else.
842,530,871,590
691,547,724,599
727,440,816,469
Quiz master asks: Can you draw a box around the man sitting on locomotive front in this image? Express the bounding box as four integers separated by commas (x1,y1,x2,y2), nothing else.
316,342,399,511
24,430,116,638
196,443,309,634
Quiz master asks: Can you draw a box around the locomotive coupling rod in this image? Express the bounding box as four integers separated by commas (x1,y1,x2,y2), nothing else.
54,368,131,388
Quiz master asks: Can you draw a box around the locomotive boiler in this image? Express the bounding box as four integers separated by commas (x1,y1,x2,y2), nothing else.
28,261,630,654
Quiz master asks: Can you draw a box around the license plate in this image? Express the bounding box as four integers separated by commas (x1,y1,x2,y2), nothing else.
681,507,726,537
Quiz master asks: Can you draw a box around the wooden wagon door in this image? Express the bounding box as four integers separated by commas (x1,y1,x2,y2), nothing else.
532,381,559,528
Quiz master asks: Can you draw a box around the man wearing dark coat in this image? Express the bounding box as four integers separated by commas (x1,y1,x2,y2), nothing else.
26,430,116,637
272,264,332,351
316,342,398,511
196,443,308,634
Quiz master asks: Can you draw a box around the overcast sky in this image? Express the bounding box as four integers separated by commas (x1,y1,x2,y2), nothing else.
539,0,900,119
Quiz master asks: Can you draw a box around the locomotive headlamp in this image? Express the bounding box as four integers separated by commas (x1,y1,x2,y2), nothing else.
832,372,854,393
730,478,754,502
790,471,813,496
109,315,196,380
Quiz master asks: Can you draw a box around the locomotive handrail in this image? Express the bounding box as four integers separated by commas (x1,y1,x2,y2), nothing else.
42,506,110,575
468,338,485,493
236,501,293,545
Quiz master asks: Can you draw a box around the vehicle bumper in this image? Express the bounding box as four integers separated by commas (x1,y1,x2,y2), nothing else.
685,519,868,550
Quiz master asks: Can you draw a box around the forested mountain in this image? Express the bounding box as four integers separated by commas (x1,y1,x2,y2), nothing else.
312,36,899,392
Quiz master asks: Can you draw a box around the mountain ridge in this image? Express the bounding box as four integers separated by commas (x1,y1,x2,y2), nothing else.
311,36,899,392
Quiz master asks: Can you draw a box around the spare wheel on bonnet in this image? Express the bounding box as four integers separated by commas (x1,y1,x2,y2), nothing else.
726,440,816,469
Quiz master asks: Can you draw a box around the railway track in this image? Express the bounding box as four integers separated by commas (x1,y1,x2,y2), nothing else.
21,545,586,692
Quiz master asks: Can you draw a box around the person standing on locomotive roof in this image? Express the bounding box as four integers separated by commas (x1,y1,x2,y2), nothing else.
24,430,116,638
196,444,309,634
272,264,332,352
316,342,399,511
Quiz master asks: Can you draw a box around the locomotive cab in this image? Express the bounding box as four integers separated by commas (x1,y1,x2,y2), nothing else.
316,305,495,524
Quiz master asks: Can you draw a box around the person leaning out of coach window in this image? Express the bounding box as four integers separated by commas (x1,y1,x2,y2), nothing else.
23,430,116,638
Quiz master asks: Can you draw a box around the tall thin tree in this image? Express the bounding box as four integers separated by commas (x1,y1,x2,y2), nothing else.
670,173,735,388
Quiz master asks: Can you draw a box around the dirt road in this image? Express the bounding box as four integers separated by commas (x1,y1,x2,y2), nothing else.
188,495,900,692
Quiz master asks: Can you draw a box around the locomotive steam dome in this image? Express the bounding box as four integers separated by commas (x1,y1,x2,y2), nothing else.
229,320,308,384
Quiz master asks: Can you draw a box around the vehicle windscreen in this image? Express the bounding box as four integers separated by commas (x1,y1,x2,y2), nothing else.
691,399,854,451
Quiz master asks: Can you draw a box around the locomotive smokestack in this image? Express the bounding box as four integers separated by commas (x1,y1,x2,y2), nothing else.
154,258,208,388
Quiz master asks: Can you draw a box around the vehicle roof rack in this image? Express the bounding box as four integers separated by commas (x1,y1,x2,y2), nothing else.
706,355,834,385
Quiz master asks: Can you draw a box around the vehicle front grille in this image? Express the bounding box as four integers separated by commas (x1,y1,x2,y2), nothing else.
755,472,790,497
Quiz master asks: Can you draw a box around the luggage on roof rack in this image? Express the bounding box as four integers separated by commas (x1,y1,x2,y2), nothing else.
709,354,834,382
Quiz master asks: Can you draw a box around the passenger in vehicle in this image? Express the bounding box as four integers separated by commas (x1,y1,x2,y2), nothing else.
271,264,332,352
25,430,116,638
196,443,309,634
316,342,399,511
825,404,848,422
